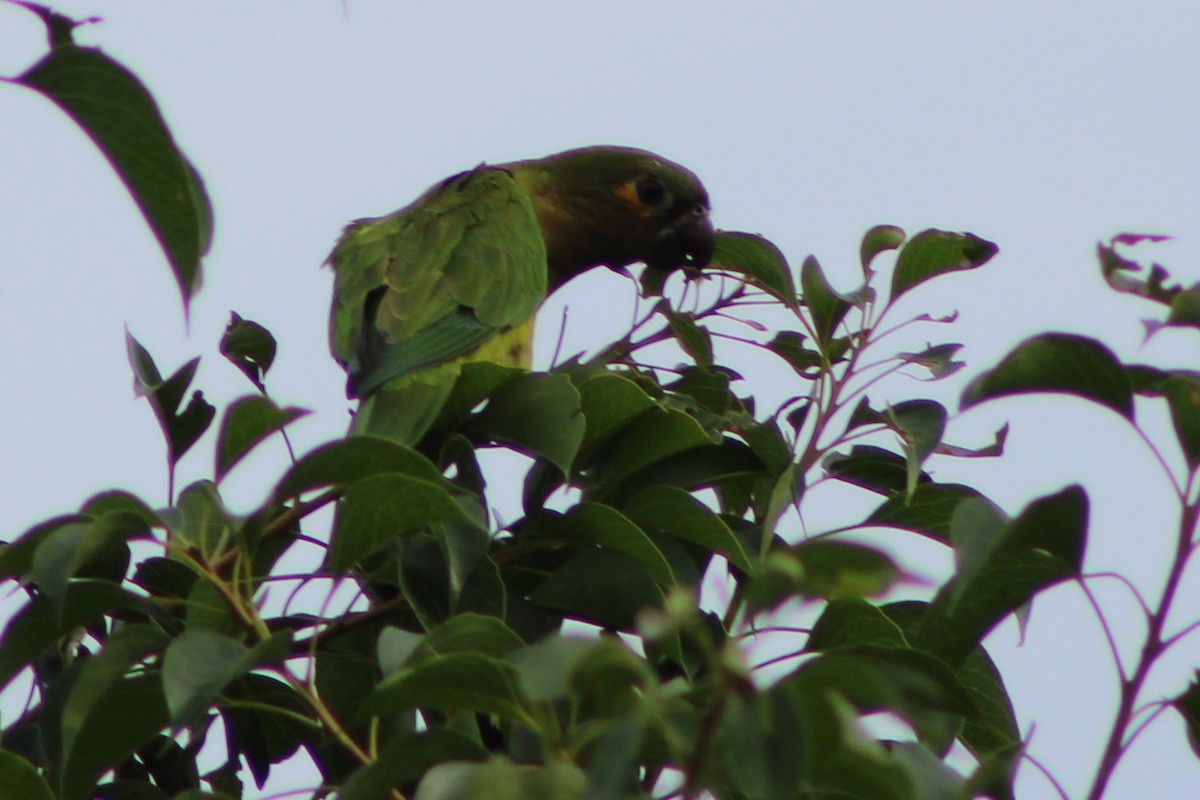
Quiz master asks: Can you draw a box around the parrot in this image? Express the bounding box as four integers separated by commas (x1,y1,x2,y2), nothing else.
328,145,714,444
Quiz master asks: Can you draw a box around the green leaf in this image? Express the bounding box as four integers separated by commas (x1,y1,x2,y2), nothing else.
605,440,769,510
508,636,602,702
890,229,997,302
530,548,665,630
792,540,899,599
759,462,802,555
0,581,143,690
125,333,215,465
704,692,804,798
623,485,755,575
219,674,313,788
61,625,169,771
588,406,714,489
808,598,908,650
916,487,1087,666
886,400,947,498
163,630,288,730
664,309,713,367
329,473,480,573
860,224,906,273
183,575,240,633
405,614,524,668
1097,234,1176,303
18,44,211,305
665,367,734,413
412,759,588,800
576,373,657,454
1003,484,1087,570
471,372,584,474
882,602,1020,760
898,343,965,380
766,330,822,377
711,231,797,307
220,313,277,390
801,255,851,347
339,730,488,800
1173,672,1200,760
274,436,445,500
1161,375,1200,468
956,645,1022,759
560,503,674,586
133,557,199,602
792,646,977,748
15,5,99,47
215,395,309,480
367,652,529,723
79,490,161,525
433,362,524,431
0,749,54,800
962,744,1022,800
888,399,947,463
1167,286,1200,329
888,742,969,799
162,630,251,726
57,674,169,800
0,515,85,580
30,512,140,604
962,332,1134,420
748,540,898,614
738,417,793,473
433,518,492,609
174,481,235,559
825,445,929,495
868,483,994,545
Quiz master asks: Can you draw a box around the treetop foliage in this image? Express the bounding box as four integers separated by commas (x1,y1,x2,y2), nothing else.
4,7,1200,800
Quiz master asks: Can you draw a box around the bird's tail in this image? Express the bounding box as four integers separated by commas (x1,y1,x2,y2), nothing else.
349,371,457,445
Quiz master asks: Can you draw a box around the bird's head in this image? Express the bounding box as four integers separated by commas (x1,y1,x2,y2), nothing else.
507,145,714,290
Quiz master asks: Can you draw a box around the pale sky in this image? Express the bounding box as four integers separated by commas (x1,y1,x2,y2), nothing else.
2,2,1199,797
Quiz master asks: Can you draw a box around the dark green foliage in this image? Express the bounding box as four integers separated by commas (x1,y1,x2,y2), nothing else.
14,4,210,306
7,11,1200,800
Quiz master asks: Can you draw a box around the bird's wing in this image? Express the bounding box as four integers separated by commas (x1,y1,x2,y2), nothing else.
328,166,549,398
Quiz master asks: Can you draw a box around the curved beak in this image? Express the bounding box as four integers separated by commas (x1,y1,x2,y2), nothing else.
646,206,715,272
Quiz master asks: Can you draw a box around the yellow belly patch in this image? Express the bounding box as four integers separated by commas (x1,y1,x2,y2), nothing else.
466,318,535,369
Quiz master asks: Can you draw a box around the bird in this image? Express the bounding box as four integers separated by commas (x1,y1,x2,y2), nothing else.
328,145,714,445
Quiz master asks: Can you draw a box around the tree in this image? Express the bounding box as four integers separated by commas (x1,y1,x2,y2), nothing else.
3,6,1200,799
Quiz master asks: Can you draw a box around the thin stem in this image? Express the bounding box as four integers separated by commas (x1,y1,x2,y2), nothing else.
205,556,401,796
1122,702,1170,752
1084,571,1153,620
1161,615,1200,652
551,305,569,367
1078,576,1128,683
1023,749,1071,800
210,487,342,573
734,625,812,638
1134,424,1187,502
1086,498,1200,800
750,648,806,672
287,669,376,768
278,427,298,464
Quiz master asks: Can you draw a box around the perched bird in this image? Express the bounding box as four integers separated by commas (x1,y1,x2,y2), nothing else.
328,145,714,444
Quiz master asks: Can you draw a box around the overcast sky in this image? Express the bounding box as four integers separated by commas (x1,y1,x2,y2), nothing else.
2,2,1199,797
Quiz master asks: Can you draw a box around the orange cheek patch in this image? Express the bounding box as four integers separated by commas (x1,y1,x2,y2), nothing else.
614,182,654,218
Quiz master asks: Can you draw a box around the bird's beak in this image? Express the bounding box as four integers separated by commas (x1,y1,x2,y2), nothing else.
646,206,715,272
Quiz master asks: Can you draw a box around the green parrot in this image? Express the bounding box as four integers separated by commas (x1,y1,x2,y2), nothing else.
328,145,714,444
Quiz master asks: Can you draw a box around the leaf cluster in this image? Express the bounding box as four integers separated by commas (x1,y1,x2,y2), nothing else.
8,7,1200,800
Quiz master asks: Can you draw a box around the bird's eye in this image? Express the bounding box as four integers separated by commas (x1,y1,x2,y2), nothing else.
636,176,667,207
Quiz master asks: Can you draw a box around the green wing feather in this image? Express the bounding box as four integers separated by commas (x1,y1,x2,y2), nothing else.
328,167,548,442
